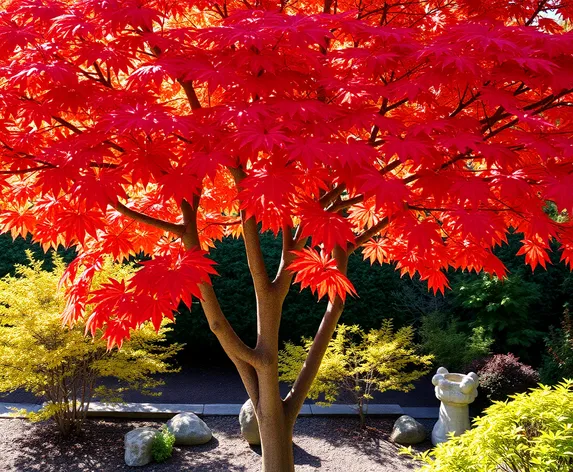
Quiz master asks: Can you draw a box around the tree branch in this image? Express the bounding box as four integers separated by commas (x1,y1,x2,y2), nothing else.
319,184,346,208
321,159,403,213
449,90,481,118
525,0,549,26
180,199,260,372
112,201,185,235
284,248,348,421
0,165,53,175
52,115,125,153
92,62,112,88
330,195,363,212
178,79,202,111
228,167,272,293
272,224,307,299
369,97,408,144
351,216,390,250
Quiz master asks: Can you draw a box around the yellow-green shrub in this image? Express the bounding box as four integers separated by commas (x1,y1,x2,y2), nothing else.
407,380,573,472
0,253,182,436
279,321,433,428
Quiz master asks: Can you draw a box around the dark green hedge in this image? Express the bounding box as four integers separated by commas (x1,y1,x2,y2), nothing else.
0,234,75,276
169,233,412,360
2,231,572,366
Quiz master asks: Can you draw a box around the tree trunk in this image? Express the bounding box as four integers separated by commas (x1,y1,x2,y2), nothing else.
258,413,295,472
358,399,366,429
255,364,295,472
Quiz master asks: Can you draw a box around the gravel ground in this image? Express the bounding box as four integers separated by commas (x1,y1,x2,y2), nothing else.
0,416,433,471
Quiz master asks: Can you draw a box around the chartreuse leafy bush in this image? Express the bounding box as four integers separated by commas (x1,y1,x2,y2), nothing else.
0,253,182,436
407,381,573,472
279,321,433,428
151,425,176,463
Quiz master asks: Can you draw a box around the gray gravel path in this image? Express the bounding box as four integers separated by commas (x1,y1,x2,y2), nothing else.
0,416,432,471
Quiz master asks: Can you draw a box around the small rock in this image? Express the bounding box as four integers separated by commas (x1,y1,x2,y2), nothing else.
166,412,212,446
124,427,158,467
390,415,426,445
239,399,260,446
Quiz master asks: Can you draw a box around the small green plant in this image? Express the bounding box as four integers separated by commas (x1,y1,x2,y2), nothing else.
540,308,573,384
419,311,492,371
0,253,182,436
279,320,433,428
151,425,176,463
405,380,573,472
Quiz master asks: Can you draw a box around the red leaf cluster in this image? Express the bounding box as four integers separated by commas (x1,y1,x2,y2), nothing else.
0,0,572,344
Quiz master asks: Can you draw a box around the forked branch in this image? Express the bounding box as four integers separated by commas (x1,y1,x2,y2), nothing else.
113,201,185,235
229,167,272,293
180,199,260,370
283,247,349,420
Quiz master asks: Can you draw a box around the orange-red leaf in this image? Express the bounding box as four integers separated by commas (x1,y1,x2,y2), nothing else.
289,248,357,303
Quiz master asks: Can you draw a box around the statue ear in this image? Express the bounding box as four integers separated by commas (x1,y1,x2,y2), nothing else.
432,373,445,387
459,373,478,394
432,367,449,386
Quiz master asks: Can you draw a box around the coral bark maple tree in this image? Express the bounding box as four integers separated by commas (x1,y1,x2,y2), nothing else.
1,0,573,470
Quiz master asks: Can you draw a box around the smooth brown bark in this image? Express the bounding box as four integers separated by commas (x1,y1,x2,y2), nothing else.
256,365,295,472
258,411,295,472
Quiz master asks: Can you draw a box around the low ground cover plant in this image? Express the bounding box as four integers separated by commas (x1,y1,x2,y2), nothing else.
151,425,176,463
0,254,181,436
279,321,433,428
407,380,573,472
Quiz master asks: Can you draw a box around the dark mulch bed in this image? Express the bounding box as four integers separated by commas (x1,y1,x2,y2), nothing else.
0,416,433,471
3,365,438,407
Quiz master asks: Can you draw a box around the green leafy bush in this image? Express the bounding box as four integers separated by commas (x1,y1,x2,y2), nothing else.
0,234,75,278
407,380,573,472
419,311,492,371
540,308,573,384
453,273,544,351
279,321,433,428
468,353,539,403
151,425,176,463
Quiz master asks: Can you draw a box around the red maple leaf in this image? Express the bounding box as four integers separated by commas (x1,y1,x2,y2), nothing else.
517,238,552,270
298,201,355,253
289,248,357,303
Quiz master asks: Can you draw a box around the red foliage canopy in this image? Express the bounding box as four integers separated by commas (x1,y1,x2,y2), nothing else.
0,0,572,346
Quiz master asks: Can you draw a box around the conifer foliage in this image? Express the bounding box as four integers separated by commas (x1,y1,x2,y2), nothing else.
0,0,572,469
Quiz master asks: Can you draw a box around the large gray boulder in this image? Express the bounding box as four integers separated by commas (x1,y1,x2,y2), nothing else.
124,427,158,467
166,412,212,445
239,399,260,446
390,415,427,445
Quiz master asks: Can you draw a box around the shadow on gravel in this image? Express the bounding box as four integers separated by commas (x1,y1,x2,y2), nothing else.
2,416,427,471
9,418,254,472
293,442,322,468
293,417,431,470
248,443,321,468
